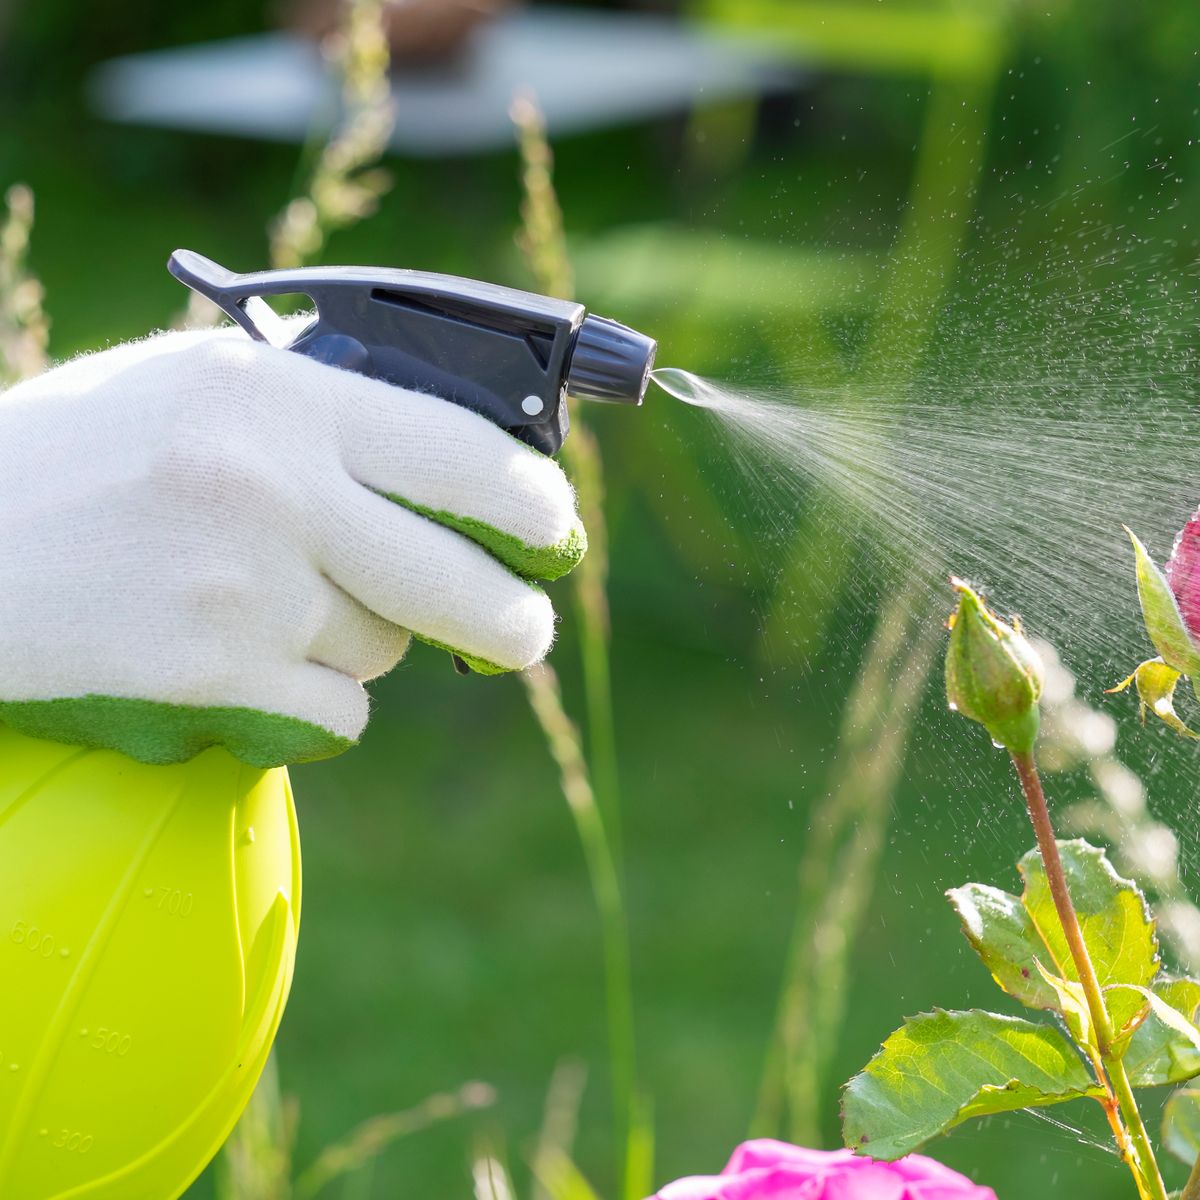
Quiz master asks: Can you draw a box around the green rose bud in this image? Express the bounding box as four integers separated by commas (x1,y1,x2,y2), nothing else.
945,578,1045,755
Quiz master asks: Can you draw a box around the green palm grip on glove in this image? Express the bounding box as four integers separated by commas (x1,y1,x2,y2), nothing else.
0,501,585,767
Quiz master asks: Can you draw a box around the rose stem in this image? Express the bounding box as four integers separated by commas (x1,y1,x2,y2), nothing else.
1011,749,1168,1200
1184,1155,1200,1200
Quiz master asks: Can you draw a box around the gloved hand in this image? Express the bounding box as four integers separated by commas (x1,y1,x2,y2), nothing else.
0,326,586,767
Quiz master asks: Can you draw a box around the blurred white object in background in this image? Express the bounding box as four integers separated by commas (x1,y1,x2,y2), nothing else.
88,6,798,157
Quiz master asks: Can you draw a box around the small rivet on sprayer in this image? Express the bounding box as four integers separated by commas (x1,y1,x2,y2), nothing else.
521,395,544,416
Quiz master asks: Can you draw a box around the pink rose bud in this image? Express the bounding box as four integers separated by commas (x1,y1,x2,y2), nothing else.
1166,507,1200,641
653,1140,996,1200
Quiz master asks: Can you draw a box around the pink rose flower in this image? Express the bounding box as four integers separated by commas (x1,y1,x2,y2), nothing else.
1166,508,1200,640
653,1140,997,1200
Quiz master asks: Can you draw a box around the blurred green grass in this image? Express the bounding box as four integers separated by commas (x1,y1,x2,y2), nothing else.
3,4,1200,1195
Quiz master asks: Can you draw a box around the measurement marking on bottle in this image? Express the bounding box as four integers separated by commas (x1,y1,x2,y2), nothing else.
49,1128,94,1154
145,887,194,917
10,921,60,958
82,1027,132,1057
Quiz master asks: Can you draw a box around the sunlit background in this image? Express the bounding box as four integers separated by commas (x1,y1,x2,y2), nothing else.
2,1,1199,1196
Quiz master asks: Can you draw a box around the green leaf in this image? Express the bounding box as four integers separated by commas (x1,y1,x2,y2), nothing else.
841,1009,1097,1161
1163,1086,1200,1168
1122,978,1200,1088
948,883,1059,1010
1125,527,1200,677
1018,840,1159,1032
949,841,1159,1035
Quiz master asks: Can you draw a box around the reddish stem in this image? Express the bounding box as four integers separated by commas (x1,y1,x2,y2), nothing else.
1010,750,1166,1200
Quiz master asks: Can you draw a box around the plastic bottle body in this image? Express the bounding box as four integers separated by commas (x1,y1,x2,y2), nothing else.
0,726,301,1199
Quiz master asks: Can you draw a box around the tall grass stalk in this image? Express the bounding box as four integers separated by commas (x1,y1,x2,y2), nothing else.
473,1150,518,1200
521,664,640,1200
294,1081,496,1198
215,1054,296,1200
753,576,938,1144
531,1149,602,1200
0,183,48,384
511,93,644,1198
531,1059,587,1200
269,0,395,272
510,93,623,857
530,1059,601,1200
217,1055,494,1200
179,0,396,331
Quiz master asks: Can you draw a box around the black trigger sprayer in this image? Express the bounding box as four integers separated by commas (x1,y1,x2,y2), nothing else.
167,249,657,458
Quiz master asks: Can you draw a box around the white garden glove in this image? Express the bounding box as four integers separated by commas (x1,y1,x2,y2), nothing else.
0,326,586,767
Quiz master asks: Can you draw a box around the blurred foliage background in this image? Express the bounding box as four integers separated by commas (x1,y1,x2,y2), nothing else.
1,0,1198,1197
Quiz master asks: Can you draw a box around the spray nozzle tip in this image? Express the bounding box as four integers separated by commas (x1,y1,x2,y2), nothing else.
566,315,656,406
